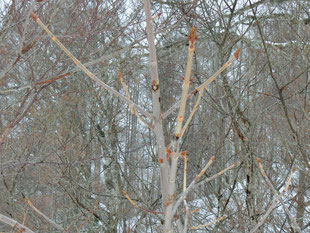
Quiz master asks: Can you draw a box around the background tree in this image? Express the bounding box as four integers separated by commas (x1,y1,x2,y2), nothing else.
1,0,309,232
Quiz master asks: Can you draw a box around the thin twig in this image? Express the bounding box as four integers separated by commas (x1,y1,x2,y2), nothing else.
25,196,64,231
118,72,151,127
172,156,216,217
174,27,197,139
76,203,98,233
118,72,135,115
249,162,296,233
197,162,238,187
163,48,240,119
183,199,190,233
30,13,152,120
122,190,163,215
196,156,217,181
0,213,35,233
180,88,204,139
256,158,301,232
0,88,42,148
182,152,188,192
191,215,226,230
173,161,238,218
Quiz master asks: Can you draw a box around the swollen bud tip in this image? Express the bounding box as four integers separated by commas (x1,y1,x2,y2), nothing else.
188,27,198,46
234,48,241,60
31,13,38,21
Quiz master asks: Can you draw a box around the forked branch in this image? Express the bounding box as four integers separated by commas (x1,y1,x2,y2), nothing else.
172,159,238,217
171,156,215,218
249,159,296,233
163,48,240,119
255,158,301,232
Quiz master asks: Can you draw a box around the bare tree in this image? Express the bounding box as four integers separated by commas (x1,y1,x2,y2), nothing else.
1,0,309,232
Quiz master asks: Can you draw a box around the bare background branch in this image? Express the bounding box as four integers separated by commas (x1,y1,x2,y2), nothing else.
1,0,309,232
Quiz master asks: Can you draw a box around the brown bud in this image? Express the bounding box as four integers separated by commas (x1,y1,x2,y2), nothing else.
31,13,38,21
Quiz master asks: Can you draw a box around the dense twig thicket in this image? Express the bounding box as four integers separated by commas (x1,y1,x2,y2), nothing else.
1,0,309,232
